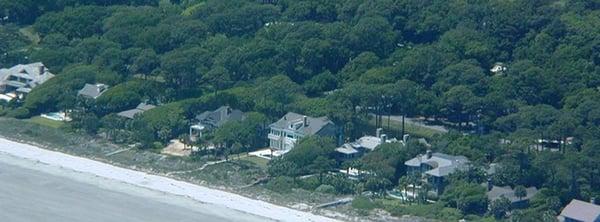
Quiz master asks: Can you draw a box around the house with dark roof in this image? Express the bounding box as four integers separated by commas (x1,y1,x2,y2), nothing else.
0,62,54,100
268,112,340,152
558,199,600,222
77,83,109,99
405,151,470,194
117,102,156,119
189,106,245,142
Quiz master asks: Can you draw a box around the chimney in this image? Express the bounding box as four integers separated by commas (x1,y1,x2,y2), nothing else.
380,134,387,144
97,84,105,93
403,134,410,143
227,107,232,115
426,150,432,159
303,116,308,127
487,178,493,191
38,65,45,75
376,128,383,138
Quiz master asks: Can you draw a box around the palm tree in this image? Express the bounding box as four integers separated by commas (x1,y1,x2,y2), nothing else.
420,181,433,204
408,175,420,204
398,176,409,203
514,185,527,201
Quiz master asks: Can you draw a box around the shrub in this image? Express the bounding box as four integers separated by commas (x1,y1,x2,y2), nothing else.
315,184,336,194
7,107,30,119
352,196,376,211
298,176,321,190
266,176,296,193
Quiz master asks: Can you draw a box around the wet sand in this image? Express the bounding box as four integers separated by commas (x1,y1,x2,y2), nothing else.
0,137,338,221
0,154,267,222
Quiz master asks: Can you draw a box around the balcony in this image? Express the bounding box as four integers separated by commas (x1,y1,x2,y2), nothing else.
268,133,280,140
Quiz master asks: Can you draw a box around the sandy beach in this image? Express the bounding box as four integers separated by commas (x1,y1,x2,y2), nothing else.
0,138,339,222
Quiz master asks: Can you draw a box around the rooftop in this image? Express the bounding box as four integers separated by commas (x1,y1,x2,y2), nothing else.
559,199,600,222
117,103,156,119
335,144,359,155
194,106,245,128
485,184,538,203
270,112,333,136
0,62,55,92
405,152,470,177
78,83,109,99
336,133,400,156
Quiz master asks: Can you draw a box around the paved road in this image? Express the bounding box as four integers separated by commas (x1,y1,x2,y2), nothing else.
0,160,265,222
386,115,449,133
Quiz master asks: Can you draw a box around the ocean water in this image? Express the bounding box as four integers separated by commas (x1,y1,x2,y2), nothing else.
0,154,268,222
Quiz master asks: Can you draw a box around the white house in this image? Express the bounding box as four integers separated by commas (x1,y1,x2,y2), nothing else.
335,128,399,161
268,112,339,152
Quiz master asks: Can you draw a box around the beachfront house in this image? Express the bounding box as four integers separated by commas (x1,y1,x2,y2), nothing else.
77,83,109,100
0,62,54,101
484,180,538,208
558,199,600,222
117,102,156,119
189,106,245,142
335,128,399,161
268,112,340,152
405,151,470,194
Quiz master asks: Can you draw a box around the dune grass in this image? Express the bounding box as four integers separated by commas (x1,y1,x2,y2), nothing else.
27,116,65,128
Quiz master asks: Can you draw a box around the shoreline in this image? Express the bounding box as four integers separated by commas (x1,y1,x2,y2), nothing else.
0,138,339,222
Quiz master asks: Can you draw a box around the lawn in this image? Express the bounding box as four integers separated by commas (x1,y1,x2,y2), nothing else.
27,116,65,128
238,155,269,169
19,26,41,44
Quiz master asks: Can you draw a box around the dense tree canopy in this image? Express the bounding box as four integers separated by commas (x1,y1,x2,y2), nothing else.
1,0,599,220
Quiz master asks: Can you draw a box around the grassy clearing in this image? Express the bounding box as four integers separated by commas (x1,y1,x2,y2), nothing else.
369,118,444,139
19,26,40,45
237,155,269,169
27,116,65,128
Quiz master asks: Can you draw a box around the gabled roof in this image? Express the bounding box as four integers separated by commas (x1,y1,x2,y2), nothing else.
195,106,245,128
270,112,334,136
136,103,156,111
117,103,156,119
559,199,600,222
77,83,109,99
335,144,359,155
405,152,470,177
0,62,54,91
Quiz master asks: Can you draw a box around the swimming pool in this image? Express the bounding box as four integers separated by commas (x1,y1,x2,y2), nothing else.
41,112,70,122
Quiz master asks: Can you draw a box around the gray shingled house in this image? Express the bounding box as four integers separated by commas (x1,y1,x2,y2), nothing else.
405,151,470,194
189,106,245,142
268,112,340,152
0,62,54,100
117,102,156,119
77,83,109,99
558,199,600,222
483,180,538,208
